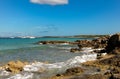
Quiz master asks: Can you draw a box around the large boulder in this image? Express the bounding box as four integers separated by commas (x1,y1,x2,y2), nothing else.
3,61,28,73
105,33,120,53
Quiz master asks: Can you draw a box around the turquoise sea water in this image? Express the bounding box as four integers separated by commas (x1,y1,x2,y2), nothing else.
0,37,89,65
0,37,96,79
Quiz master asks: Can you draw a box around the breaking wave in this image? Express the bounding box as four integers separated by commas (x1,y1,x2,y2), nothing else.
1,48,98,79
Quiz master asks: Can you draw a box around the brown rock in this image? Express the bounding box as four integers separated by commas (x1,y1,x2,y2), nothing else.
4,60,27,73
70,36,109,53
105,33,120,53
36,41,70,45
112,74,120,79
111,47,120,54
70,48,80,53
99,55,120,67
63,67,84,76
85,74,108,79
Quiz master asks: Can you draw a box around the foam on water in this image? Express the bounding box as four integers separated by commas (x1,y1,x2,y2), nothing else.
1,48,98,79
7,73,33,79
0,70,10,76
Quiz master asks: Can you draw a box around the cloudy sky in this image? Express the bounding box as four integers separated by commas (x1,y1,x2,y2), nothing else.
0,0,120,36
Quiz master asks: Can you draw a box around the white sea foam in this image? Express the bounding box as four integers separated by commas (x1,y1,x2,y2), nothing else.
81,47,94,53
7,73,33,79
23,54,97,72
0,70,10,76
59,43,70,45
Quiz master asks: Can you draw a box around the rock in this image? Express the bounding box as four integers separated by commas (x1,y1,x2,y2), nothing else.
112,74,120,79
110,47,120,54
98,55,120,67
36,41,70,45
91,36,109,49
70,36,109,53
110,67,120,74
85,74,108,79
62,67,84,76
75,40,93,47
105,33,120,53
70,48,80,53
97,53,107,59
4,61,27,73
78,44,82,49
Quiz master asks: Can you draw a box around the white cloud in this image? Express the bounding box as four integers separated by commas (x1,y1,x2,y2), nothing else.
30,0,68,5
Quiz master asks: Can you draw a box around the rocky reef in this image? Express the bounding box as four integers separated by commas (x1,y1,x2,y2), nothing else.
70,36,109,53
0,33,120,79
50,33,120,79
36,40,71,45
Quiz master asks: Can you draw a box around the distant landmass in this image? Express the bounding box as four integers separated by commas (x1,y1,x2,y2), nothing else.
42,35,108,38
0,35,108,39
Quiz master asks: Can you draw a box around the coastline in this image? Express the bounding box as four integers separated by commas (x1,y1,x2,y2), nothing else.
0,33,120,79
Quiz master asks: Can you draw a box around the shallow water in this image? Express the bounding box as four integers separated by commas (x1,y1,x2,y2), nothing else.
0,37,96,79
0,37,89,64
0,48,97,79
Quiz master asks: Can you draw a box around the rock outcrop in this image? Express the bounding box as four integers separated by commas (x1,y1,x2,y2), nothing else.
76,36,109,49
105,33,120,54
62,67,84,76
70,48,80,53
70,36,109,53
50,67,84,79
3,61,28,73
43,33,120,79
36,41,71,45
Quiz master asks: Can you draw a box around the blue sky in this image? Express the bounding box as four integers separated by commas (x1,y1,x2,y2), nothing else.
0,0,120,36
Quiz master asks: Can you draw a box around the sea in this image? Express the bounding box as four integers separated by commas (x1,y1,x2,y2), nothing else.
0,37,97,79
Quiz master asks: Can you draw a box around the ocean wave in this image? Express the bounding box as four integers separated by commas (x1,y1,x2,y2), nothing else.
2,48,98,79
23,53,97,72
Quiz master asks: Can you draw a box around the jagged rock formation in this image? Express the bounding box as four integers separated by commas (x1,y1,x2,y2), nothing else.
105,33,120,54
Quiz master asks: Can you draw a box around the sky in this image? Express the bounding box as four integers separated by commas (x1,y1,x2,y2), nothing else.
0,0,120,36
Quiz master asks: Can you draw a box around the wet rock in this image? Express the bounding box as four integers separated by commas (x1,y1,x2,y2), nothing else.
62,67,84,76
70,48,80,53
97,53,107,59
70,36,109,52
75,40,93,48
85,74,108,79
92,37,108,49
4,61,28,73
81,36,108,49
36,41,70,45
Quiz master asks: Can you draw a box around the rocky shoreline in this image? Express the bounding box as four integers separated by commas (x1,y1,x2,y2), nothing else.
0,33,120,79
49,33,120,79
